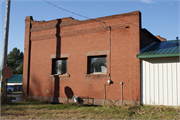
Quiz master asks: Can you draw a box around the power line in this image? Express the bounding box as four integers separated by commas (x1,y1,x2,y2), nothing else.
43,0,108,28
43,0,90,19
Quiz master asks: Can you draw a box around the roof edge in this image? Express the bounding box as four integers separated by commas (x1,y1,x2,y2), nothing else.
137,53,180,58
141,28,161,42
28,10,141,23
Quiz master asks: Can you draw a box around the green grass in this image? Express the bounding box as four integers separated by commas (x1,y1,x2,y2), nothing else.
1,100,180,119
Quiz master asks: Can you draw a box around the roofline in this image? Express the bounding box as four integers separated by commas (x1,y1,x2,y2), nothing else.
137,53,180,58
141,28,161,42
27,11,141,25
7,82,22,83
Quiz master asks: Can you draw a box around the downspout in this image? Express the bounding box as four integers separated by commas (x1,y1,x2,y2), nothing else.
104,26,111,105
104,84,106,105
120,82,123,106
108,26,111,80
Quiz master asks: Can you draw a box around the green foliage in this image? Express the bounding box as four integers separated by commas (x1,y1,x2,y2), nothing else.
7,47,23,74
16,62,23,74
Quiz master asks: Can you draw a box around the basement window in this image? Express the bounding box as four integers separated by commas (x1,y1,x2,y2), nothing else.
52,58,67,75
88,55,107,74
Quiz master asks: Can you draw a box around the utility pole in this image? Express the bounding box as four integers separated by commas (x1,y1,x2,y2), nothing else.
1,0,11,104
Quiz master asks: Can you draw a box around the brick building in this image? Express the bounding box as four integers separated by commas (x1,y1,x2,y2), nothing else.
23,11,161,105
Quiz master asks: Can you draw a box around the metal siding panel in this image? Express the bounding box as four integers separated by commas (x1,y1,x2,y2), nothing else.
150,60,154,105
154,62,159,105
156,43,169,54
142,57,179,106
168,47,177,53
164,48,174,54
163,62,168,105
167,62,172,105
173,47,179,53
143,43,160,55
145,61,150,104
158,62,163,105
142,60,146,105
141,60,144,104
172,62,177,106
153,43,163,54
177,62,180,106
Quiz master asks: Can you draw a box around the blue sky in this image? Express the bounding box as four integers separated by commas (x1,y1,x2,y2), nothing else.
0,0,179,66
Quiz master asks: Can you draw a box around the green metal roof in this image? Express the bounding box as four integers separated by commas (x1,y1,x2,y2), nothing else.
137,40,180,58
7,75,22,83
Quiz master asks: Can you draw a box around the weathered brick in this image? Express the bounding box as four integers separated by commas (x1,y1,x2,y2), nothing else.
23,11,158,104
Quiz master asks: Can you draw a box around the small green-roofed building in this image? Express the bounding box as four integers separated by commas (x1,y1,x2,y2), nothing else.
138,40,180,106
7,75,23,91
137,40,180,58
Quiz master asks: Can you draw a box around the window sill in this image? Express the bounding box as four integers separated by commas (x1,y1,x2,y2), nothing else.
49,74,70,78
84,73,110,77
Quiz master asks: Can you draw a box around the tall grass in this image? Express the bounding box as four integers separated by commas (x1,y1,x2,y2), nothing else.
2,99,180,119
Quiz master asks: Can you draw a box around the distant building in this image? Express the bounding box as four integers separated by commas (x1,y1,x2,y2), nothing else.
22,11,179,106
7,75,23,91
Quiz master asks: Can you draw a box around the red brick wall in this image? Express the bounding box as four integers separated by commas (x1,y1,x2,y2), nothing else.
23,11,142,103
23,16,32,95
155,35,166,41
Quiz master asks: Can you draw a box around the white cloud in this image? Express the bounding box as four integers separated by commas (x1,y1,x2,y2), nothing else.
0,0,4,4
140,0,155,3
170,3,173,6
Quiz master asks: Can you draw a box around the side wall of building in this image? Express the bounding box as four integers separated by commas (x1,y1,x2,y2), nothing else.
23,11,142,105
141,57,180,106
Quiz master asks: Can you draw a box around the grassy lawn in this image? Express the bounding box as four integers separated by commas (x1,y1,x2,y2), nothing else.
2,99,180,119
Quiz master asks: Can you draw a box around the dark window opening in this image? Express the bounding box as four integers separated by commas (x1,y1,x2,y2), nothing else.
87,55,107,74
52,58,67,75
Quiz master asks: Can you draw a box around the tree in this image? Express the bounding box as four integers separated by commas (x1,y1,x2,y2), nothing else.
7,47,23,74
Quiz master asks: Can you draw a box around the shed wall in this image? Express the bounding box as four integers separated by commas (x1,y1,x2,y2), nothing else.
141,57,180,106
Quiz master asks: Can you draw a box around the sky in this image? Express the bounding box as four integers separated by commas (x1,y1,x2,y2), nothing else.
0,0,179,66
